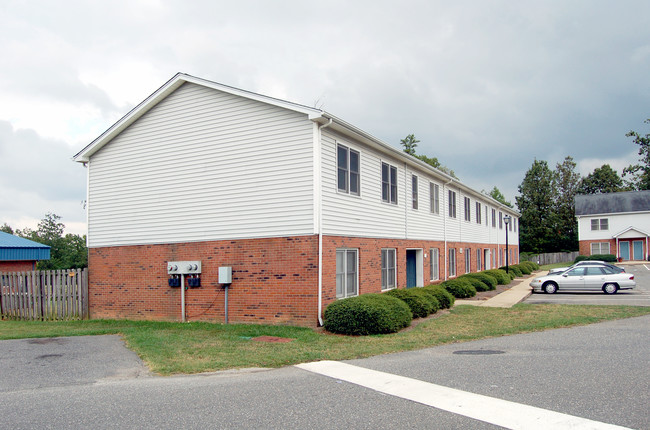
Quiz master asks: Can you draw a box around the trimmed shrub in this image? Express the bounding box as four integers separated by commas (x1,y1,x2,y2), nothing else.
574,255,588,263
512,264,532,275
412,288,441,314
482,269,511,285
588,254,617,262
423,285,455,309
519,260,538,272
323,294,412,335
385,289,433,318
500,265,523,277
459,275,490,292
462,272,497,291
440,278,477,298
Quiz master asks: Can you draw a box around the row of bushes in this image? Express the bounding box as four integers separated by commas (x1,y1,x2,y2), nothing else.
324,261,541,336
323,285,455,335
574,254,617,263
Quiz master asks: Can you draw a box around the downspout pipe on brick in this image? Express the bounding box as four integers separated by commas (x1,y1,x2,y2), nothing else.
316,118,333,326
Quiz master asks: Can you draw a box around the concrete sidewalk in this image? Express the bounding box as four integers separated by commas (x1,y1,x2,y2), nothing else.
455,273,538,308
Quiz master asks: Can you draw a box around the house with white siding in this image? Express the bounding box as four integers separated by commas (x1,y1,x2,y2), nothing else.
73,73,519,326
575,190,650,261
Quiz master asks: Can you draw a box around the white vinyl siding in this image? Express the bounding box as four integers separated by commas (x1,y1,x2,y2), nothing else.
87,83,314,247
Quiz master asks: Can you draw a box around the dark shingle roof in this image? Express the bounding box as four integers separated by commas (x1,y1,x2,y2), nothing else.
575,190,650,216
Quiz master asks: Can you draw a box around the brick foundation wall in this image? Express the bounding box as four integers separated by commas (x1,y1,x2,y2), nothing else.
88,235,320,326
88,235,520,327
0,261,36,272
579,239,617,258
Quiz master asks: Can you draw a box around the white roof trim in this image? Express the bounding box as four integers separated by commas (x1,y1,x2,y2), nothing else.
73,73,323,163
612,226,650,238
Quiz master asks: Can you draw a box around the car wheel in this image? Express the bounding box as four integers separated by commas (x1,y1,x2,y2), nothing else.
543,282,558,294
603,283,618,294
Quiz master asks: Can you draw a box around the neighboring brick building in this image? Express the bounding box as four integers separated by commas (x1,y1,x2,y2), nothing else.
73,73,519,326
575,190,650,261
0,232,50,272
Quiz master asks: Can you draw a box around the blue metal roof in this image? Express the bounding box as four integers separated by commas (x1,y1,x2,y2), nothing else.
0,232,51,261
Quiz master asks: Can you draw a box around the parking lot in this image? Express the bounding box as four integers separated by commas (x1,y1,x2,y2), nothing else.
525,263,650,306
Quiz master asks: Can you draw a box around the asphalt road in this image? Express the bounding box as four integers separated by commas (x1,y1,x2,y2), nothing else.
0,315,648,429
525,263,650,306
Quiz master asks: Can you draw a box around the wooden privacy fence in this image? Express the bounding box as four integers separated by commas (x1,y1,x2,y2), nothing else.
0,269,88,321
521,251,579,266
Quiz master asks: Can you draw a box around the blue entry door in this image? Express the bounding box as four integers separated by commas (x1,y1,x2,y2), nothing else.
406,250,417,288
633,241,643,260
619,242,630,260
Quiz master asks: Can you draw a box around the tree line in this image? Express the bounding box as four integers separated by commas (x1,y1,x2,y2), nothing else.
1,213,87,270
517,119,650,254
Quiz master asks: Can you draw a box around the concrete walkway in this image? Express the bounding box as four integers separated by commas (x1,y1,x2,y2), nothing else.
455,273,538,308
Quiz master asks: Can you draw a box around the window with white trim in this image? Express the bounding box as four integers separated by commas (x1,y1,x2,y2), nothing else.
449,248,456,277
412,175,418,209
464,197,471,221
476,202,482,224
590,219,609,231
476,248,482,271
491,208,496,227
590,242,610,255
430,183,440,214
381,162,398,204
430,248,439,281
448,190,457,218
381,249,396,290
464,248,471,273
336,249,358,298
499,211,503,229
337,144,360,195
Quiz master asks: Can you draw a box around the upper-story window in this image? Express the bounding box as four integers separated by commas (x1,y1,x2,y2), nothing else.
430,183,440,214
464,197,471,221
591,219,608,231
448,190,457,218
412,175,418,209
491,208,496,227
499,211,503,229
337,144,360,195
381,162,398,204
476,202,482,224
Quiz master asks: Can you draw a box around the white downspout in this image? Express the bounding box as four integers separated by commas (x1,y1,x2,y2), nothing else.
315,118,332,326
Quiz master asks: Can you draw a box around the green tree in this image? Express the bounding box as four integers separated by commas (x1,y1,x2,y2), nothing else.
486,186,513,208
400,134,419,156
623,118,650,190
516,160,557,253
553,156,580,251
577,164,625,194
1,223,14,234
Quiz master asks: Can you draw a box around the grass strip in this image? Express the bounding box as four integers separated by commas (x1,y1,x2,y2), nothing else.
1,304,648,375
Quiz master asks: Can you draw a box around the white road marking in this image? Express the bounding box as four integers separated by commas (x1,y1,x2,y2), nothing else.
643,264,650,271
296,361,630,430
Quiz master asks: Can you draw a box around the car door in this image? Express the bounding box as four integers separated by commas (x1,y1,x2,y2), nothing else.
583,266,606,291
560,267,585,291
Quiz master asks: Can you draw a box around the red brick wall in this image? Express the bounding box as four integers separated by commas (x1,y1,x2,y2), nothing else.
88,235,520,327
0,261,36,272
88,235,320,326
578,239,617,258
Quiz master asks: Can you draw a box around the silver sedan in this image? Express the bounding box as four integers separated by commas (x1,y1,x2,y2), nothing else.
531,265,636,294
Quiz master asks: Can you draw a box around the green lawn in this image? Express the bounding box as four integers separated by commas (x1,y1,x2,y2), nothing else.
1,304,648,375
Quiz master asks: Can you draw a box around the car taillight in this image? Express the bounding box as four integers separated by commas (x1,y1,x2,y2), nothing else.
629,275,634,280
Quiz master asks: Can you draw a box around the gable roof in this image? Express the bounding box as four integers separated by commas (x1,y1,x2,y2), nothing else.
575,190,650,216
0,232,51,261
73,73,519,216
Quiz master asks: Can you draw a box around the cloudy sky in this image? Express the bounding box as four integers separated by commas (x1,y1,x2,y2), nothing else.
1,0,649,235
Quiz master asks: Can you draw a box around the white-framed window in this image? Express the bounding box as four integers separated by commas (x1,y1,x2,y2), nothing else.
448,190,457,218
514,218,517,232
430,248,439,281
476,202,482,224
499,211,503,229
430,182,440,214
464,248,471,273
449,248,456,277
464,197,471,221
337,144,360,195
591,242,610,255
381,162,398,204
412,175,418,210
336,249,358,298
476,248,482,271
485,206,488,226
381,248,396,290
590,219,609,231
491,208,496,227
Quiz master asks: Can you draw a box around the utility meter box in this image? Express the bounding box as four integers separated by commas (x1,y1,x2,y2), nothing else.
167,261,201,275
218,266,232,284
